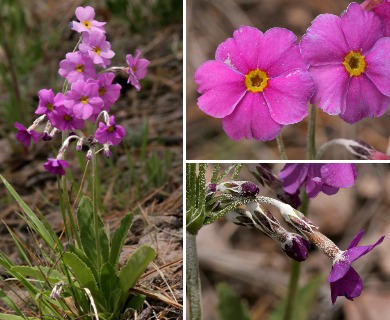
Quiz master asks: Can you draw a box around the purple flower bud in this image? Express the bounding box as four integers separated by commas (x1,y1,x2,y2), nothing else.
240,181,259,197
86,150,92,160
281,234,311,262
42,131,52,141
14,122,40,147
206,183,217,195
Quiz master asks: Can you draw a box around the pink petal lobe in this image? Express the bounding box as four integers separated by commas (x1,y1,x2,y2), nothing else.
195,61,246,118
365,37,390,96
300,14,349,66
373,0,390,36
257,28,307,77
76,6,94,21
222,93,283,141
215,26,263,74
264,69,314,124
341,2,384,52
309,65,350,115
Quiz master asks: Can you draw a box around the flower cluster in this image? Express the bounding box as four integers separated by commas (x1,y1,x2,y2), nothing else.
216,164,384,304
194,2,390,140
15,6,149,175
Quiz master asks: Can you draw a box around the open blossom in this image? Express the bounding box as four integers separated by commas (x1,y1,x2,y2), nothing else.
300,2,390,123
59,52,97,84
126,50,149,91
35,89,66,120
50,106,85,131
194,26,315,141
279,164,357,198
94,115,125,145
65,80,104,120
14,122,40,147
43,158,70,176
79,31,114,68
71,6,106,34
329,230,384,304
89,73,121,110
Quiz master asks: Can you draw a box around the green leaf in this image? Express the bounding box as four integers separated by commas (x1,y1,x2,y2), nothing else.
100,263,121,312
118,246,156,295
127,294,146,311
269,275,324,320
109,213,133,269
217,282,251,320
77,196,109,265
62,252,99,299
0,289,28,319
10,266,66,284
67,244,99,282
0,314,38,320
0,175,56,248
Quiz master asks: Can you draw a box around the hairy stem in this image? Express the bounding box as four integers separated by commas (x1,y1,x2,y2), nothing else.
91,146,102,271
307,104,317,160
276,133,288,160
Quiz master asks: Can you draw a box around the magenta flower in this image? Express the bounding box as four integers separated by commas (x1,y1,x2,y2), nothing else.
94,115,125,145
35,89,66,121
126,50,150,91
43,158,70,176
194,26,314,141
71,6,106,34
300,2,390,124
79,31,114,68
59,52,97,84
65,80,104,120
14,122,40,147
279,164,357,198
90,73,121,110
372,0,390,36
329,230,384,304
50,106,85,131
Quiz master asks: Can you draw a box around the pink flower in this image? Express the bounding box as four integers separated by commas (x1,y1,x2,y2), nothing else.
65,80,103,120
35,89,66,120
71,6,106,34
50,106,85,131
194,26,315,141
300,2,390,124
59,52,97,84
90,73,121,110
79,31,114,68
43,158,70,176
14,122,40,147
94,115,125,145
372,0,390,36
126,50,150,91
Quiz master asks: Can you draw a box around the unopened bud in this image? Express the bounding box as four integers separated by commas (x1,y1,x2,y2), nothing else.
86,149,92,160
104,144,111,158
217,181,259,197
281,234,311,262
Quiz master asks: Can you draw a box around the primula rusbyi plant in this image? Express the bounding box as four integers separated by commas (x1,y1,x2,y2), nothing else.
186,164,385,320
2,6,156,320
193,2,390,160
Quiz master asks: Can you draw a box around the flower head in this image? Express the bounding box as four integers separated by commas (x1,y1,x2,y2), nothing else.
79,31,114,68
43,158,70,176
94,115,125,145
90,73,121,110
126,50,150,91
194,26,315,141
329,230,384,304
300,2,390,123
50,106,85,131
35,90,66,120
15,122,40,147
65,80,104,120
71,6,106,34
59,52,97,84
279,164,357,198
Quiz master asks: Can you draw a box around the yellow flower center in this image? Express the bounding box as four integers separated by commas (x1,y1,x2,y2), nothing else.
63,114,72,121
46,103,53,111
343,51,366,77
98,86,106,96
107,125,115,133
75,64,84,73
82,20,92,29
245,69,269,93
80,96,89,104
93,47,101,55
132,66,137,72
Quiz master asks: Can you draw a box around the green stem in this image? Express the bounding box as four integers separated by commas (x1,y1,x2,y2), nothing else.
307,104,317,160
283,193,310,320
91,147,102,271
276,133,288,160
186,232,202,320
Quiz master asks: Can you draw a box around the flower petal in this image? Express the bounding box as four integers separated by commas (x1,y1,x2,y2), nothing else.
222,93,283,141
341,74,390,124
365,37,390,96
373,0,390,36
320,164,357,188
328,259,352,282
215,26,263,74
264,69,314,124
309,65,349,115
257,28,307,77
300,13,349,66
347,229,366,250
346,235,385,263
279,164,309,195
330,267,363,304
340,2,384,53
195,61,246,118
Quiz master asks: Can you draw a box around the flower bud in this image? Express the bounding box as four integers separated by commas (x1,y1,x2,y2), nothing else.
217,181,259,197
281,234,311,262
86,149,92,160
